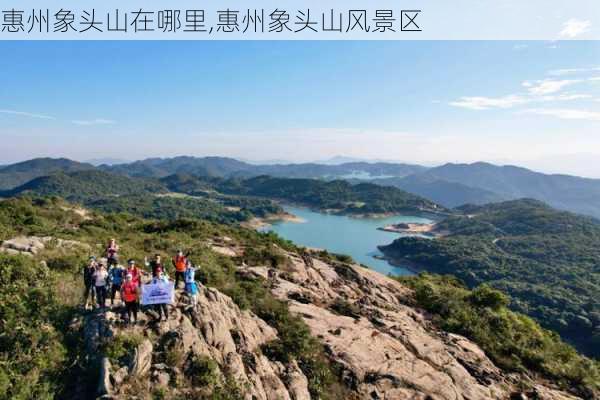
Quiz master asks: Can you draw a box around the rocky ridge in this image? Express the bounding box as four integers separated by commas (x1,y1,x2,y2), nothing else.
73,238,582,400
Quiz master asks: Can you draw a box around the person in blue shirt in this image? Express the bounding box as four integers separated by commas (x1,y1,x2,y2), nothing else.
184,259,199,310
108,264,125,306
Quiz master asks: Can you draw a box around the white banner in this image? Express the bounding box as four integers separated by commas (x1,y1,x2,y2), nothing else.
141,281,174,305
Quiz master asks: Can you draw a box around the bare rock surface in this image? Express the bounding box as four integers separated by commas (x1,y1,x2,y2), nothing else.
0,235,89,256
241,251,582,400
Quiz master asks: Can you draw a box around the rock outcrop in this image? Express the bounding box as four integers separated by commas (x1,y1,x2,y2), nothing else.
239,250,582,400
79,242,582,400
0,235,89,256
82,285,311,400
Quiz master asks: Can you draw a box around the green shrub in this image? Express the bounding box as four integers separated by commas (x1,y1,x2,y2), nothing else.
187,354,220,387
103,334,143,366
329,298,361,319
468,284,510,310
0,253,70,400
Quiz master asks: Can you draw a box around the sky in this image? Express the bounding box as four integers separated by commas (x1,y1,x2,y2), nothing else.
1,41,599,177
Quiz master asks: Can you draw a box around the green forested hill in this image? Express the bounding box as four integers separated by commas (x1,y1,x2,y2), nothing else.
1,171,276,224
380,199,600,358
213,175,444,215
5,170,167,200
104,156,252,178
157,173,445,215
0,158,95,191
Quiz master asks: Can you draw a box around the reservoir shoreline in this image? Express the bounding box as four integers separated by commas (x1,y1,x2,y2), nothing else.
255,205,434,276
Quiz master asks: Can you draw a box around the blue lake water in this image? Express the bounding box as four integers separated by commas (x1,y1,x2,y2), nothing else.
259,206,433,276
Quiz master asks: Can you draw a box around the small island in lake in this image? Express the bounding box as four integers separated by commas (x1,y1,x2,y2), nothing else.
378,222,439,236
241,211,305,229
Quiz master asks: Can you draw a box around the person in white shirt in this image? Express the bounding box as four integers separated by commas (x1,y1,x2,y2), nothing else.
151,268,170,321
93,263,109,308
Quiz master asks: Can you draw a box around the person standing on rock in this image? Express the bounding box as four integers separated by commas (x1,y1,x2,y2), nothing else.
151,268,170,321
126,259,143,286
184,259,199,310
108,263,125,306
145,254,165,278
121,273,140,324
83,256,98,309
93,262,109,308
106,238,119,269
172,250,187,289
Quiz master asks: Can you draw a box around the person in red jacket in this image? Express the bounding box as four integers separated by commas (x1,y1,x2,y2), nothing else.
172,250,187,289
125,259,142,286
120,273,139,324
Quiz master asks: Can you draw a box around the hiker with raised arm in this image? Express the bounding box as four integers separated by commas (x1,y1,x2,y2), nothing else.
172,249,187,289
184,258,199,310
106,238,119,269
83,256,98,309
145,253,165,277
121,273,140,324
108,263,125,306
93,262,109,308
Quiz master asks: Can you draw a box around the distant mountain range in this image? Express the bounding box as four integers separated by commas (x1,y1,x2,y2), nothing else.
2,156,600,218
0,158,442,217
407,162,600,217
85,157,130,166
370,174,506,208
103,156,426,180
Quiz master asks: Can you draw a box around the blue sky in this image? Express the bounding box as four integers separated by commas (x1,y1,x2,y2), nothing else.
1,41,599,176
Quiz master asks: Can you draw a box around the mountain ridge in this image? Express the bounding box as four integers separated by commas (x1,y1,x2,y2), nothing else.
3,156,600,218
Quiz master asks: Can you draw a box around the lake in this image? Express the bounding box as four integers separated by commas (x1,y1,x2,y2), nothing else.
259,206,433,276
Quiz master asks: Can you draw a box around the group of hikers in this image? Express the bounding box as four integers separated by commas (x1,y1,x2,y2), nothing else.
83,238,200,324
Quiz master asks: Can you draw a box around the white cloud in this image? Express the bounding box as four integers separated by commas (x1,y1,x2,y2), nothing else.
525,79,581,95
548,67,600,76
522,108,600,121
451,74,592,112
548,68,584,76
0,109,55,120
539,94,592,101
449,92,589,111
559,18,592,38
71,118,116,126
449,95,528,110
0,109,117,126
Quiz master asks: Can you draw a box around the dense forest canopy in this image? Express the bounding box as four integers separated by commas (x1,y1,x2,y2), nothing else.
380,199,600,358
